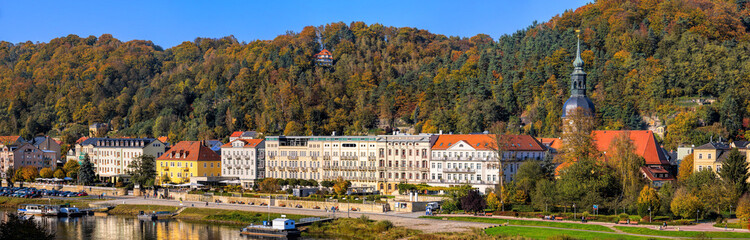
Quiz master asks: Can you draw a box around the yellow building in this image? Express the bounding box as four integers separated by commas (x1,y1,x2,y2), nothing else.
156,141,221,184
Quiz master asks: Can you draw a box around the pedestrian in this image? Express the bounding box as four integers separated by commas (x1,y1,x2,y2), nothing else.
206,202,208,206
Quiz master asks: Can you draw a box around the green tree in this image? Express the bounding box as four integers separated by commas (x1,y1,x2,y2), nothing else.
321,180,334,188
719,148,749,196
609,132,646,210
514,160,545,195
127,155,157,188
0,213,55,240
4,168,15,188
531,179,557,212
259,178,280,192
78,154,97,185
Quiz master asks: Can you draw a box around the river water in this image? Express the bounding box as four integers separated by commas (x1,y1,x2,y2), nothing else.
0,209,290,240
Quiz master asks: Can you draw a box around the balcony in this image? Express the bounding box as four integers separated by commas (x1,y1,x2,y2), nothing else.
311,156,318,161
341,156,357,160
182,167,190,172
368,156,376,161
288,156,299,160
323,156,331,160
443,168,476,173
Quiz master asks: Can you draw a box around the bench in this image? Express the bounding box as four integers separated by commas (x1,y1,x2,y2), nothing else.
555,217,564,221
618,221,628,224
630,222,638,225
485,213,493,216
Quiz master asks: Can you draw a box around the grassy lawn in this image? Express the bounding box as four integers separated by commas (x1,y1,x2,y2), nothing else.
615,226,750,238
421,216,615,232
176,207,311,225
0,196,95,208
108,204,179,215
486,226,665,240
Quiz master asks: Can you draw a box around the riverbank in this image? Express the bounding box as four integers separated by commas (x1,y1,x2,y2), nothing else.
0,196,98,208
107,204,313,226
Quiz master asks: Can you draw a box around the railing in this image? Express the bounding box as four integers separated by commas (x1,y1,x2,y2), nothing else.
443,168,476,173
323,156,331,160
288,156,299,160
368,156,376,161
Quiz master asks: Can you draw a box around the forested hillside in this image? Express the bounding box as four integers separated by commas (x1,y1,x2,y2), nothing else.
1,0,749,150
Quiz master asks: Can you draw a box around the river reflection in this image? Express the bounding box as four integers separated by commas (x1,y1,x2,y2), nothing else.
1,209,249,240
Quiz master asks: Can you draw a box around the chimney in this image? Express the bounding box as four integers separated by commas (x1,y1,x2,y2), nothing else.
332,131,336,136
439,130,443,135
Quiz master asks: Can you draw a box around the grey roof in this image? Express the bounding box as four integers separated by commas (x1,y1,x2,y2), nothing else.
80,137,156,148
694,142,730,150
562,96,596,118
733,141,750,148
716,151,730,163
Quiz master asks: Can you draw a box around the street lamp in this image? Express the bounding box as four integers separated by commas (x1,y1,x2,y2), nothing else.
501,200,504,212
573,203,576,220
696,209,700,223
648,206,652,223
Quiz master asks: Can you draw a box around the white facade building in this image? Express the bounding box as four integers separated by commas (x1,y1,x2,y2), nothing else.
221,139,265,188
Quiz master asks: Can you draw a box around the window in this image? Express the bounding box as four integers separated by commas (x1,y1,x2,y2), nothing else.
699,154,703,159
708,154,712,159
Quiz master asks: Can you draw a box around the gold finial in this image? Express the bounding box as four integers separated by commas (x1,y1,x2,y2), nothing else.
575,29,581,39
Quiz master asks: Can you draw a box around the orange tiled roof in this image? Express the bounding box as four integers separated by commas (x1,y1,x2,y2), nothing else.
640,166,675,181
538,137,562,150
157,136,168,144
592,130,669,166
157,141,221,161
315,49,332,57
431,134,545,151
0,136,22,145
221,139,263,148
229,131,244,138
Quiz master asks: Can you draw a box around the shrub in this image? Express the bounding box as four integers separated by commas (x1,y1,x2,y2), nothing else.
373,220,394,232
618,213,629,220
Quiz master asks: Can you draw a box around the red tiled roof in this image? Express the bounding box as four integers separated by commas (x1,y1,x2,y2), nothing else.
221,139,263,148
0,136,22,145
230,131,244,138
431,134,545,151
157,141,221,161
592,130,669,166
640,166,675,181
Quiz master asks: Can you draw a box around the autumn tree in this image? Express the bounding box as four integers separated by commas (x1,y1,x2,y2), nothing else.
609,132,646,209
259,178,280,193
486,192,501,210
332,177,351,195
671,187,703,219
737,195,750,230
636,185,660,218
4,168,14,187
20,166,39,182
489,121,509,197
39,168,54,179
677,153,694,181
63,160,80,179
53,169,65,179
560,107,599,163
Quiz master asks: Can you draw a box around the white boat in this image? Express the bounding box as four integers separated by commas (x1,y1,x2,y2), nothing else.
17,204,60,216
59,207,83,217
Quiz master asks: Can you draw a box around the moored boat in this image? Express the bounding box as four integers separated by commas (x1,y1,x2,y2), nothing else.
60,207,83,217
240,217,301,239
17,204,60,216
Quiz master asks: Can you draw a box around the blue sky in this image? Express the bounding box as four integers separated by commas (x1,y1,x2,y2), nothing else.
0,0,589,48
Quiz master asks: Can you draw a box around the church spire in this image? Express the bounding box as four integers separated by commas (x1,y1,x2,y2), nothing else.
573,33,584,69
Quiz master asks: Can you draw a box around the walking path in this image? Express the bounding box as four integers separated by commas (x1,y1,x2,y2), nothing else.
439,213,749,233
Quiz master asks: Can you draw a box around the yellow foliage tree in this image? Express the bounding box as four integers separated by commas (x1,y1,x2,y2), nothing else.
333,177,351,195
737,195,750,230
39,168,54,178
20,166,39,182
678,153,694,181
486,192,501,210
637,185,660,218
53,169,66,179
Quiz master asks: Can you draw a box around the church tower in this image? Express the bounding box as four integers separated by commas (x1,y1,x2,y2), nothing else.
562,31,595,120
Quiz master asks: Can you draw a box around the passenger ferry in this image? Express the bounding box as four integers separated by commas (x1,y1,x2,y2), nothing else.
17,204,60,216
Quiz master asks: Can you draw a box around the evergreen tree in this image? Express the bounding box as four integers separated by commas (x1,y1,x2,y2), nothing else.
78,154,97,185
720,148,750,196
0,213,55,240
